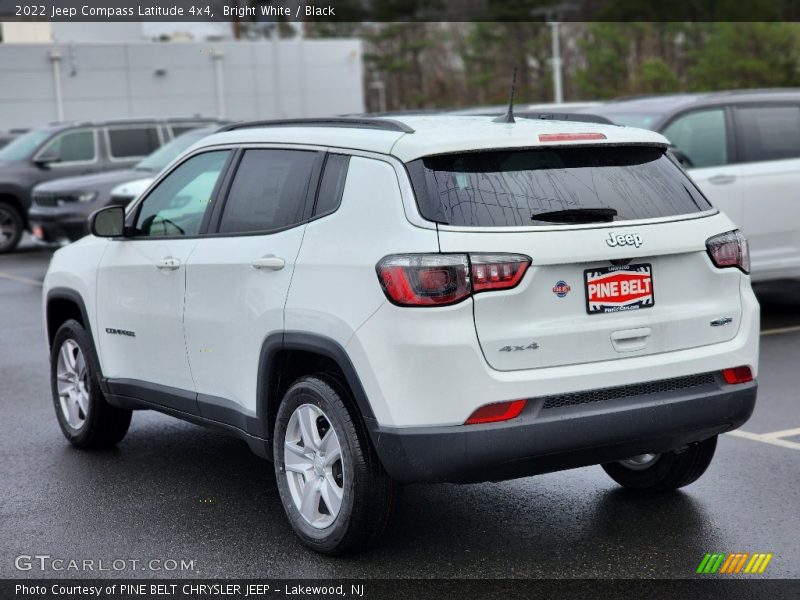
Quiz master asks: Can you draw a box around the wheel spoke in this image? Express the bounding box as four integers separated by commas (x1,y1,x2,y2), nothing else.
322,443,341,468
320,473,343,517
284,441,313,475
75,389,89,416
299,477,321,523
60,341,78,374
297,405,320,452
66,393,81,427
74,351,87,379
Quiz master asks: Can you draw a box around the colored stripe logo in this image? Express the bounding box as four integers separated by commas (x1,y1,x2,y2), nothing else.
696,553,773,574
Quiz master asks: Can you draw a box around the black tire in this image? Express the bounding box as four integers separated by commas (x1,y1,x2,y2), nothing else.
0,201,23,254
602,436,718,492
50,319,132,449
273,374,400,555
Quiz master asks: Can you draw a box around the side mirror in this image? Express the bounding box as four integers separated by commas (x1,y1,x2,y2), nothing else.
89,206,125,238
34,150,61,167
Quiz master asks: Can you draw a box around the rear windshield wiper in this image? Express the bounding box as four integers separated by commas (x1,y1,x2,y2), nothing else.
531,207,618,224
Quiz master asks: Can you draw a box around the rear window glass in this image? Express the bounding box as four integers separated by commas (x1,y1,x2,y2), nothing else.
407,146,711,227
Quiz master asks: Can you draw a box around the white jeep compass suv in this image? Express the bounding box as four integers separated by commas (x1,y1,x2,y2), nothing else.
43,116,759,554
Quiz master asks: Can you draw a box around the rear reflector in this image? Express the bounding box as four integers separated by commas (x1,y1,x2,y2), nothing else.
538,133,607,142
465,400,527,425
722,366,753,385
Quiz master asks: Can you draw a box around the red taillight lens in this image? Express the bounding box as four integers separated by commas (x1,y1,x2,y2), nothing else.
707,230,750,274
538,133,607,142
465,400,527,425
376,253,531,307
376,255,470,306
722,366,753,385
470,254,531,293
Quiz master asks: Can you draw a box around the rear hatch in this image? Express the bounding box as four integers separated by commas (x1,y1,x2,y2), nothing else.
408,145,743,371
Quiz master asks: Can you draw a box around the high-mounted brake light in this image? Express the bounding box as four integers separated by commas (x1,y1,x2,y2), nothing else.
465,400,528,425
376,254,531,307
706,230,750,274
722,366,753,385
538,133,607,142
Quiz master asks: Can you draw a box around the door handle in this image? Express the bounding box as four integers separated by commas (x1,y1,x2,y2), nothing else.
707,174,736,185
156,257,181,271
251,256,285,271
611,327,651,353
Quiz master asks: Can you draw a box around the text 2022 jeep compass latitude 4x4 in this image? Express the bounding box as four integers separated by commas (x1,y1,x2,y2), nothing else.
43,116,759,554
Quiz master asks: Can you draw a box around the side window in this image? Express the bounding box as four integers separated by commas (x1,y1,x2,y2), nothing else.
170,124,203,137
38,129,96,163
218,149,318,234
314,154,350,217
133,150,230,238
107,127,161,160
661,109,728,169
735,105,800,162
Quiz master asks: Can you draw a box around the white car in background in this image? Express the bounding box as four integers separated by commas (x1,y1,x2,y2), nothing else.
585,89,800,281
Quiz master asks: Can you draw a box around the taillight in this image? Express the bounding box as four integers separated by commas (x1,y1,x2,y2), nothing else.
465,400,527,425
376,254,470,306
470,253,530,292
376,253,531,307
706,230,750,274
722,366,753,385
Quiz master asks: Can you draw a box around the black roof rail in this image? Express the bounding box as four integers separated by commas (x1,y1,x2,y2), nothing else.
216,117,415,134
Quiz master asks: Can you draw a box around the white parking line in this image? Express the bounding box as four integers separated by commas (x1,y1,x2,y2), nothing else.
0,271,43,287
727,429,800,451
761,324,800,336
760,426,800,439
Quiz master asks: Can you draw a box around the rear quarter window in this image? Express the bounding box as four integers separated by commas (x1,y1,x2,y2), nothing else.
106,127,161,160
407,146,712,227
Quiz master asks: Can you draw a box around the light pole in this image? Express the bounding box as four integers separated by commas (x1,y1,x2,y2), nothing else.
548,21,563,104
531,3,577,104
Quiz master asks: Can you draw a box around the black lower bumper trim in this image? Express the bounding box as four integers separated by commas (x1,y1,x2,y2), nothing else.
373,380,757,484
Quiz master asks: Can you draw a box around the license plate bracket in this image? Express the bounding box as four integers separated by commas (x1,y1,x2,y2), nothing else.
584,263,654,314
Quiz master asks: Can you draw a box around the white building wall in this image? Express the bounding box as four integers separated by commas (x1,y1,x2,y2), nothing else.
0,40,364,129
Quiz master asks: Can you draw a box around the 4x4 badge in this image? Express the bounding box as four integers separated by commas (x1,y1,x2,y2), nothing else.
499,343,539,352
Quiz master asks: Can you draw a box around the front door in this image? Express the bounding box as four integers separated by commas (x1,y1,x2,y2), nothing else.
96,150,231,409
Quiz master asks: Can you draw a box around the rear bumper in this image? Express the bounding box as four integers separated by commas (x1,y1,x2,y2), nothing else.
371,377,756,483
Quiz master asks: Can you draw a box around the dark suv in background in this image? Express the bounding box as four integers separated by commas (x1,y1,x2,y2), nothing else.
27,127,218,243
0,117,218,253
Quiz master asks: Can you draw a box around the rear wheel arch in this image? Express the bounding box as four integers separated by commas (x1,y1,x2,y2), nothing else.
257,332,377,450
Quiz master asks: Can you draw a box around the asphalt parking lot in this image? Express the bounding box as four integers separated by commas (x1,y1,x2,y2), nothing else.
1,238,798,580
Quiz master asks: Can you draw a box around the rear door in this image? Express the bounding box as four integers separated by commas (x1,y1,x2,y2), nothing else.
730,103,800,278
104,125,163,167
661,107,744,227
183,147,323,422
412,145,743,371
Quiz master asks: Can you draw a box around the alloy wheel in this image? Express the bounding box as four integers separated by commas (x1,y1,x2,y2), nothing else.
56,339,89,430
283,403,345,529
